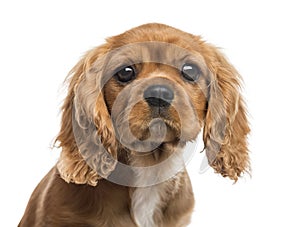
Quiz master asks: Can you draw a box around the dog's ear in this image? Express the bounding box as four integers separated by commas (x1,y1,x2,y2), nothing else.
203,45,250,181
56,46,117,186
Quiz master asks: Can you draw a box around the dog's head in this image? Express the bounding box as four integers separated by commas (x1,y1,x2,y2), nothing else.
56,23,250,186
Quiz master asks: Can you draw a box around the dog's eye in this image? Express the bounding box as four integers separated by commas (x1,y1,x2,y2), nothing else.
181,63,201,82
115,66,136,83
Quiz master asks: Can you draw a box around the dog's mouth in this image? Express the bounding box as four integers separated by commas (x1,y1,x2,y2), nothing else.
115,113,181,152
147,119,182,156
140,117,179,143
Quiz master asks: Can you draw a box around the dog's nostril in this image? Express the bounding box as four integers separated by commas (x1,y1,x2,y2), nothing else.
144,85,174,107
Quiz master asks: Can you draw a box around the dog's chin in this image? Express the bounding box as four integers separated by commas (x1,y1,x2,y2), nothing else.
144,118,178,141
118,117,180,152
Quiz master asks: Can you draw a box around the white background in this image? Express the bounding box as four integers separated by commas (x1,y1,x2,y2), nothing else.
1,0,300,226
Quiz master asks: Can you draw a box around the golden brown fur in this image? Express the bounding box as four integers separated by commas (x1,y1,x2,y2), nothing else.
19,23,250,227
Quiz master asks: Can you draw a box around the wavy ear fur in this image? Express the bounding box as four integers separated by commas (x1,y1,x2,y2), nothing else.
56,46,117,186
203,45,250,181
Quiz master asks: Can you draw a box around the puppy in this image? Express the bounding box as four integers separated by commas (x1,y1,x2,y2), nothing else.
19,23,250,227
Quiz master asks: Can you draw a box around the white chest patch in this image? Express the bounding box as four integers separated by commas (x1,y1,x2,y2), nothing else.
131,186,161,227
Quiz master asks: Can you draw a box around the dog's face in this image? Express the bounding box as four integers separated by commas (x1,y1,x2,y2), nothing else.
56,23,250,186
102,41,209,152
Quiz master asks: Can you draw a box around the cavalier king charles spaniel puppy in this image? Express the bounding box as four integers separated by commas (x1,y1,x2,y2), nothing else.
19,23,250,227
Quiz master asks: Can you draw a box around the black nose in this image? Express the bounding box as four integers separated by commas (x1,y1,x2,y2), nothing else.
144,85,174,107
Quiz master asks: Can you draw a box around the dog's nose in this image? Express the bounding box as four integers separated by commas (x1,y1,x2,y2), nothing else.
144,85,174,107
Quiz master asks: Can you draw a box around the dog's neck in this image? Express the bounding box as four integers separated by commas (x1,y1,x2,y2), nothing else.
122,140,182,165
129,170,186,227
126,141,186,227
131,144,173,164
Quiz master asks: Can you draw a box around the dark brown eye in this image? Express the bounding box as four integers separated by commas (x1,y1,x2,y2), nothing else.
115,66,136,83
181,63,202,82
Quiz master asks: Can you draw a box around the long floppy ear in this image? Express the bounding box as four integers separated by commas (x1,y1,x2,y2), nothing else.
203,45,250,181
56,46,117,186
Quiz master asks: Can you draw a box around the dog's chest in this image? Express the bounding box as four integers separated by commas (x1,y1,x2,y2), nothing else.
131,186,162,227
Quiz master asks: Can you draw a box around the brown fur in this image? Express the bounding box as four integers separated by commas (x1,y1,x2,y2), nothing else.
19,23,250,227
